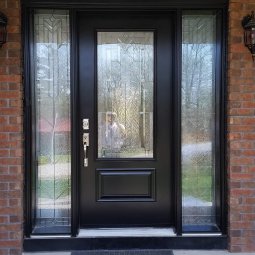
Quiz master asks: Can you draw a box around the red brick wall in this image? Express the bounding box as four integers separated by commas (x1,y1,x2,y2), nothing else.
0,0,23,254
228,0,255,252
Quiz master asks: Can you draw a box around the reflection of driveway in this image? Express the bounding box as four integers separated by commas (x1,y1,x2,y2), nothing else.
38,143,211,179
182,142,211,161
38,197,71,209
38,163,71,179
183,196,212,207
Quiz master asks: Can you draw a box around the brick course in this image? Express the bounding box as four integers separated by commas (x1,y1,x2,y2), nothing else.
228,0,255,252
0,0,23,255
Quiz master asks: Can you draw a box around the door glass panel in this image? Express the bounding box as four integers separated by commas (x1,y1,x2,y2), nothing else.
97,32,154,158
182,12,217,231
33,9,71,234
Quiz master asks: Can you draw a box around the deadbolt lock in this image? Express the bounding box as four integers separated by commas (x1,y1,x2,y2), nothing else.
83,119,89,130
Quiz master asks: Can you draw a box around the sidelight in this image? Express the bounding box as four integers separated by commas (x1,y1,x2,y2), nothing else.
32,10,71,234
181,11,218,232
97,32,154,159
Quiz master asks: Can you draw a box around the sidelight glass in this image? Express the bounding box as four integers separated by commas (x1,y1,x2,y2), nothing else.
181,12,217,231
33,10,71,234
97,32,154,158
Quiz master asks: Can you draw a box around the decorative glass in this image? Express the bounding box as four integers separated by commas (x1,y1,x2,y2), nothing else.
181,12,217,230
97,32,154,158
33,10,71,234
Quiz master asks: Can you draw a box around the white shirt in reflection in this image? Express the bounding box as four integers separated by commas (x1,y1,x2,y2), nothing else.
104,121,125,150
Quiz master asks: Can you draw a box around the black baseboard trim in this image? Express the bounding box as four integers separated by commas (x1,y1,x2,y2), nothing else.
23,236,228,252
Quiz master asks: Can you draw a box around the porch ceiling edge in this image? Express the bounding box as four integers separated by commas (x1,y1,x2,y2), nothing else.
21,0,228,8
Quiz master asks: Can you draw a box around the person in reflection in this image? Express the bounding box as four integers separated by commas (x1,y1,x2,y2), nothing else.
102,112,125,157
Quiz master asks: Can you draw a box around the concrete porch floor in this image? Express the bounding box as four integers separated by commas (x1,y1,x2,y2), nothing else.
23,251,255,255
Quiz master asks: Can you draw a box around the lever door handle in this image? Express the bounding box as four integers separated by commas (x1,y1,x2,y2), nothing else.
83,133,89,167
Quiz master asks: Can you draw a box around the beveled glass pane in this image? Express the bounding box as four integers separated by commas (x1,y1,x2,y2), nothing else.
33,9,71,234
181,12,217,229
97,32,154,158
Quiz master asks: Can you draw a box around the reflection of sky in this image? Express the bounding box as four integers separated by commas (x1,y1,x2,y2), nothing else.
182,43,215,88
98,43,154,86
36,43,71,95
36,43,70,69
181,43,215,112
97,43,154,112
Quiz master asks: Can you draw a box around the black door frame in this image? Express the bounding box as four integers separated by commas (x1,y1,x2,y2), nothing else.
23,0,228,247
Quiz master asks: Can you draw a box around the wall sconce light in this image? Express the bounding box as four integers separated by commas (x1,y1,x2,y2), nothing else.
242,11,255,62
0,11,7,48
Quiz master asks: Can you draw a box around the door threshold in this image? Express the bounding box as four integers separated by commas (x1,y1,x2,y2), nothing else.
78,227,176,237
24,235,228,251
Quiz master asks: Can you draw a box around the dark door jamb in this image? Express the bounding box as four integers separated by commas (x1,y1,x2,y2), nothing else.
23,0,227,247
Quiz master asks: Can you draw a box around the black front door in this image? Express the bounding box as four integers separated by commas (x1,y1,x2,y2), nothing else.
78,11,174,227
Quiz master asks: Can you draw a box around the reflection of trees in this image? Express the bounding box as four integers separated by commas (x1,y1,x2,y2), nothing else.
36,42,71,160
37,43,70,120
182,42,215,143
98,32,154,152
182,16,216,144
34,11,71,231
181,15,216,226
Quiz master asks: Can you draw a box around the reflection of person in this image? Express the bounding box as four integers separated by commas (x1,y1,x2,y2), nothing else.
104,112,125,151
99,111,126,157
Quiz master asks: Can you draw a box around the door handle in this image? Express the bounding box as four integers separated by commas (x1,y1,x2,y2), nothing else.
83,133,89,167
